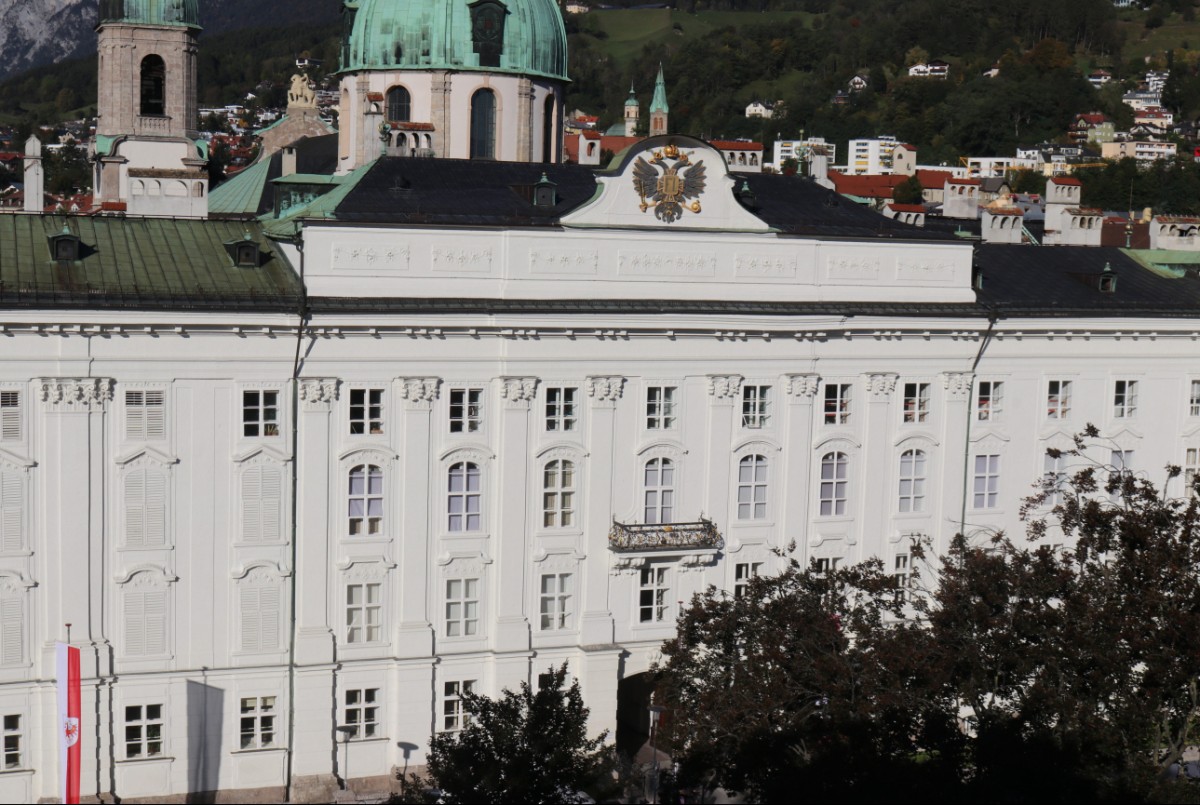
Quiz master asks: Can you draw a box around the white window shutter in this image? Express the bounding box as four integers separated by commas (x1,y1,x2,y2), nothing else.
262,467,282,543
144,590,167,655
124,591,145,656
242,468,263,543
260,585,281,651
240,586,261,652
0,473,22,553
0,406,19,442
0,597,22,666
145,471,167,547
145,398,165,440
125,471,145,547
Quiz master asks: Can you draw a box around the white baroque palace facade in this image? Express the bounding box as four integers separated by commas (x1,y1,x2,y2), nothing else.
5,134,1200,801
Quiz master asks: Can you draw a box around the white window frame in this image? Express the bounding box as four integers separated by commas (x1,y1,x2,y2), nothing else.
972,454,1001,509
643,457,675,524
542,459,576,528
638,565,670,623
1187,447,1200,497
238,695,278,750
449,387,484,434
445,577,480,637
242,389,280,438
123,703,165,759
1044,451,1068,507
1113,379,1138,418
1,714,22,769
344,582,382,644
347,464,384,537
823,383,852,425
122,577,170,659
0,391,20,443
349,388,385,436
892,554,911,602
447,461,482,532
741,385,771,429
538,572,572,630
343,688,380,740
736,454,769,520
240,462,284,544
734,561,761,598
813,556,842,576
238,577,282,653
125,389,166,442
976,381,1003,422
897,449,926,513
1047,379,1072,419
442,680,476,732
646,386,677,430
544,387,578,432
902,382,929,424
819,451,849,517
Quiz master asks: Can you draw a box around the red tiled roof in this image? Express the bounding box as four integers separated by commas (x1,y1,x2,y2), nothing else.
887,203,925,212
99,201,127,212
828,171,906,199
366,92,384,102
581,130,601,140
947,177,981,186
390,121,435,131
1155,215,1200,224
1066,207,1104,215
1049,176,1081,186
915,169,953,189
987,207,1023,215
710,140,763,151
1074,113,1108,125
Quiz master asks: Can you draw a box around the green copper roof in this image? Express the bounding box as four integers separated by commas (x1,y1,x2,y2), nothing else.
98,0,201,29
650,64,669,115
209,158,274,217
341,0,568,82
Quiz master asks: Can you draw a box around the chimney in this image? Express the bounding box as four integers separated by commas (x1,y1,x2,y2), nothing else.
808,148,832,189
22,136,42,214
281,145,298,178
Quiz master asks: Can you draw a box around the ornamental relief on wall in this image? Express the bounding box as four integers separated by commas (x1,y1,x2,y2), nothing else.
528,250,599,275
617,251,716,278
331,242,411,272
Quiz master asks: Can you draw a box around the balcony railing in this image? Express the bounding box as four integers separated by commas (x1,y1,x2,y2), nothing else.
608,519,723,553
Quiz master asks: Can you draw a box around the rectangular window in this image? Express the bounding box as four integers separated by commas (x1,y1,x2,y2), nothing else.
0,392,19,442
1110,450,1134,503
1044,451,1068,507
442,680,476,732
1113,380,1138,418
124,589,167,656
539,573,572,630
902,383,929,423
349,388,384,435
445,578,479,637
734,562,761,598
124,704,164,758
125,390,165,441
345,583,381,644
976,381,1003,422
239,696,277,750
1047,380,1072,419
242,390,280,437
824,384,852,425
893,555,911,603
343,688,379,739
449,388,483,433
638,566,669,623
813,557,841,577
545,387,577,432
646,386,676,429
1187,447,1200,497
741,385,771,428
972,454,1001,509
1,715,20,769
1191,381,1200,417
239,584,281,653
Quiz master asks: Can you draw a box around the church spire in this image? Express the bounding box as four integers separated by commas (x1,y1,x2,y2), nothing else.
649,64,669,137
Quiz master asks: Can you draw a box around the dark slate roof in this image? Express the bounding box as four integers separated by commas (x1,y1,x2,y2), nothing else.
331,158,600,227
974,245,1200,316
0,215,300,312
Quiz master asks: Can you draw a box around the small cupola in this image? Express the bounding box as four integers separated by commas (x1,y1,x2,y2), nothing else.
47,225,82,262
533,172,557,208
736,179,758,210
1099,261,1117,293
224,232,262,268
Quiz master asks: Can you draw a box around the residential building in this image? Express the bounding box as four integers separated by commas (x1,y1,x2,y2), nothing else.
1101,140,1177,163
845,136,900,175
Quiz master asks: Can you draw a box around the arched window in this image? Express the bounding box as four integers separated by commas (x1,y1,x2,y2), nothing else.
348,464,383,536
470,89,497,160
140,55,166,116
737,454,768,520
898,449,927,513
643,458,674,524
386,86,411,122
448,462,482,531
542,459,575,528
819,452,848,517
542,94,555,163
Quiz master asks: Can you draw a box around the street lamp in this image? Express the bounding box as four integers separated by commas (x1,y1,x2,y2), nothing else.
335,725,356,791
648,703,666,805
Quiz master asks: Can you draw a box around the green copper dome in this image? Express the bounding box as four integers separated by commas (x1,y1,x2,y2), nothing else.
98,0,201,28
340,0,568,82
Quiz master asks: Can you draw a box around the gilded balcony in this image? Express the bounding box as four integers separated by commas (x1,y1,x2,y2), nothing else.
608,519,723,553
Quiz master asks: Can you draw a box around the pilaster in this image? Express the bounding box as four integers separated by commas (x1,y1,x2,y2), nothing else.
294,377,338,665
494,377,537,652
704,375,742,527
782,374,819,553
940,372,974,552
395,377,440,658
430,71,452,158
579,376,624,646
860,373,897,558
517,77,535,162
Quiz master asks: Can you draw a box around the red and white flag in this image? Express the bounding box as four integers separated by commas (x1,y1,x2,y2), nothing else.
56,642,80,805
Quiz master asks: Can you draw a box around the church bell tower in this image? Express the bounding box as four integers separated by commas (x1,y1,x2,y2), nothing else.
93,0,208,217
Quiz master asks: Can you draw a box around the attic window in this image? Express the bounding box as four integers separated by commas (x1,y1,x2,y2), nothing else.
533,173,557,208
1099,265,1117,293
236,243,258,267
48,227,81,262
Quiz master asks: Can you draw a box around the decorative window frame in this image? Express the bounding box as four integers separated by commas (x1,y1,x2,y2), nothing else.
0,449,34,557
531,549,583,640
739,379,777,432
435,552,492,644
444,383,490,440
230,561,291,657
899,377,935,426
237,382,286,444
334,556,396,650
0,382,28,447
539,381,584,439
731,439,782,527
642,380,683,434
812,436,860,525
967,436,1008,513
343,382,391,440
113,565,178,663
534,444,587,537
232,446,291,546
119,383,170,446
231,686,285,754
114,447,180,551
893,434,938,520
337,446,400,544
0,570,35,671
629,440,688,524
438,445,495,539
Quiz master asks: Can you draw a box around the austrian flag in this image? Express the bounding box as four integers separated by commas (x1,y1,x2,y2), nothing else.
55,642,80,804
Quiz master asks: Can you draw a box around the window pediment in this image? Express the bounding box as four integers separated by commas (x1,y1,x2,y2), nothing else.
894,431,939,448
0,570,35,591
635,439,688,461
230,560,291,581
733,436,781,455
233,445,292,464
435,551,492,577
815,434,861,452
0,449,34,472
338,445,399,464
114,564,177,585
535,442,588,461
114,446,179,468
439,443,495,464
335,556,396,582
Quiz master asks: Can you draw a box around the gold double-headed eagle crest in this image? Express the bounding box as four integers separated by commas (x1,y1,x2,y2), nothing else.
632,143,706,224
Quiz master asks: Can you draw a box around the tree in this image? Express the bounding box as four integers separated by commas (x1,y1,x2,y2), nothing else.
893,174,924,204
399,664,614,804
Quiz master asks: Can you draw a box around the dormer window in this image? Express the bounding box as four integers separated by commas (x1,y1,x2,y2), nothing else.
1099,263,1117,293
533,173,557,208
469,1,509,68
47,227,81,262
225,235,262,268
